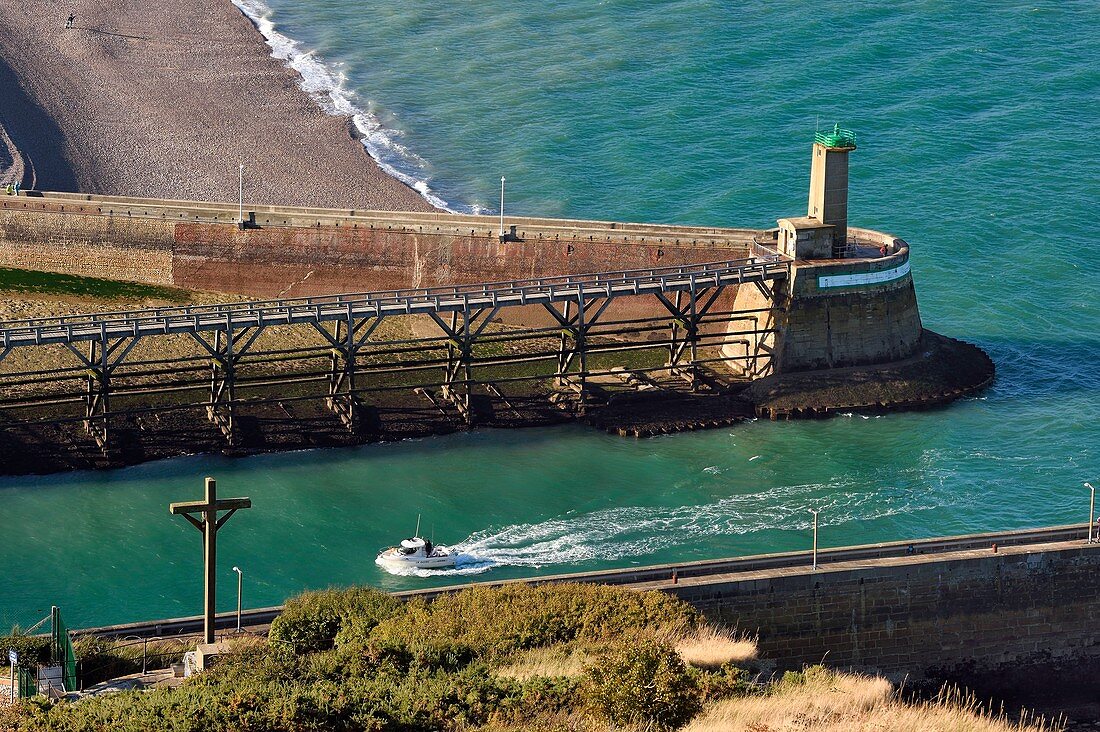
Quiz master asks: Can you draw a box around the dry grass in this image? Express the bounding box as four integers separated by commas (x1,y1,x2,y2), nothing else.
684,667,1062,732
494,623,757,680
495,646,596,680
493,624,758,681
222,633,268,653
671,626,758,670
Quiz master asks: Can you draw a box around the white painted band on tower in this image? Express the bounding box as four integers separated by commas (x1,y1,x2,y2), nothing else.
817,260,910,289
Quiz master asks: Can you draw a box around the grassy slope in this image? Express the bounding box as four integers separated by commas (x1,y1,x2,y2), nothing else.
0,585,1061,732
0,267,189,303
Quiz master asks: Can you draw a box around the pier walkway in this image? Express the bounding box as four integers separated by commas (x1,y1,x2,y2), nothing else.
0,254,789,454
0,258,787,350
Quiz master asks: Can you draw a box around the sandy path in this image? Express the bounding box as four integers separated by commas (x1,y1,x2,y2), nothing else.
0,0,437,211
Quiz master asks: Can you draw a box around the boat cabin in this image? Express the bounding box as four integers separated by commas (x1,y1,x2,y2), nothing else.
398,537,434,556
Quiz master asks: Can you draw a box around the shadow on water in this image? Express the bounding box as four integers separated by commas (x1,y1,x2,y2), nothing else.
0,56,79,191
0,333,1093,488
0,420,597,490
971,337,1100,399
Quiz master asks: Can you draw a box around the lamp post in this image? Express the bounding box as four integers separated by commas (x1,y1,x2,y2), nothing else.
499,176,505,238
238,164,244,226
232,566,243,633
1087,482,1095,544
809,509,820,571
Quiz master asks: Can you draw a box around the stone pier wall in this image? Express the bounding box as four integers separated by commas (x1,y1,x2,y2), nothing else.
0,207,175,285
85,530,1100,680
0,192,929,373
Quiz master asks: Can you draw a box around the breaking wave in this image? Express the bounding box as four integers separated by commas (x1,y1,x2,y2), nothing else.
231,0,470,213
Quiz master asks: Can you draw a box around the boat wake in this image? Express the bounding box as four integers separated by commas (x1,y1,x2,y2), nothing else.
375,476,965,579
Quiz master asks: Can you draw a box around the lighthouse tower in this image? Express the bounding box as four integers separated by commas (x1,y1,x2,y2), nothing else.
807,124,857,257
776,125,857,261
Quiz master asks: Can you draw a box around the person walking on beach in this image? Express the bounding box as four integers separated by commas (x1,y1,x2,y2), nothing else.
66,13,75,29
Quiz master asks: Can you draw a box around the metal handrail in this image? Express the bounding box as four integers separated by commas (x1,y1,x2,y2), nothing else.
814,124,857,149
0,257,790,347
0,257,765,328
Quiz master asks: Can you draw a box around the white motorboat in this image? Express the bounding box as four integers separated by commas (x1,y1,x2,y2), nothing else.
376,516,456,570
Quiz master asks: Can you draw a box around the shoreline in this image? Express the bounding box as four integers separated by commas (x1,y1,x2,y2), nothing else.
0,0,438,212
228,0,457,212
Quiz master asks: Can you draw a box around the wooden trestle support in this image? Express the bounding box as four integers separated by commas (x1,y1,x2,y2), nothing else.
0,256,790,455
60,334,140,455
313,313,382,432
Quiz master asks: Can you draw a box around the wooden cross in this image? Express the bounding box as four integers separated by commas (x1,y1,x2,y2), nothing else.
170,477,251,645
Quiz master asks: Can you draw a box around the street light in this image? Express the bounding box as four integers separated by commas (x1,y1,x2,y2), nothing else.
1087,483,1095,544
499,176,506,238
238,164,244,226
232,566,243,633
809,509,820,571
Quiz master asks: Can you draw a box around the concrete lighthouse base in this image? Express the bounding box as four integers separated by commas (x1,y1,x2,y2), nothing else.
741,330,995,419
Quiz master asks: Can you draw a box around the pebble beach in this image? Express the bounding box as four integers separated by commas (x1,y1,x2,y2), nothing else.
0,0,436,211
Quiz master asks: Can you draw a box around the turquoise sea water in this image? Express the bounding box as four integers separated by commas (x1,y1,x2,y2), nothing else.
2,1,1099,628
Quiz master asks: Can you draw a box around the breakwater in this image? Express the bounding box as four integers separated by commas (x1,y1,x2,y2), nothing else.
0,183,995,471
0,191,757,298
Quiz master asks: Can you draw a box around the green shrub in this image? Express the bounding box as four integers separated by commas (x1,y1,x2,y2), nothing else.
503,675,582,726
0,634,50,667
696,662,753,701
1,585,700,731
774,663,829,692
269,586,401,654
367,583,697,667
583,638,702,730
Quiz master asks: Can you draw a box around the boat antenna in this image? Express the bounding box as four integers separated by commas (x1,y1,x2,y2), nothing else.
415,513,421,538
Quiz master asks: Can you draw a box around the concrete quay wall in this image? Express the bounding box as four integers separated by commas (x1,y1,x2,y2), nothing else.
85,527,1100,679
674,537,1100,675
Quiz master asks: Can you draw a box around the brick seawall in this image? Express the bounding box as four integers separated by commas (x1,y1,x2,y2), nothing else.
0,192,757,300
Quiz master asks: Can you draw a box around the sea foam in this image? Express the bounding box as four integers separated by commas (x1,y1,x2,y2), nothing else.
230,0,460,213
